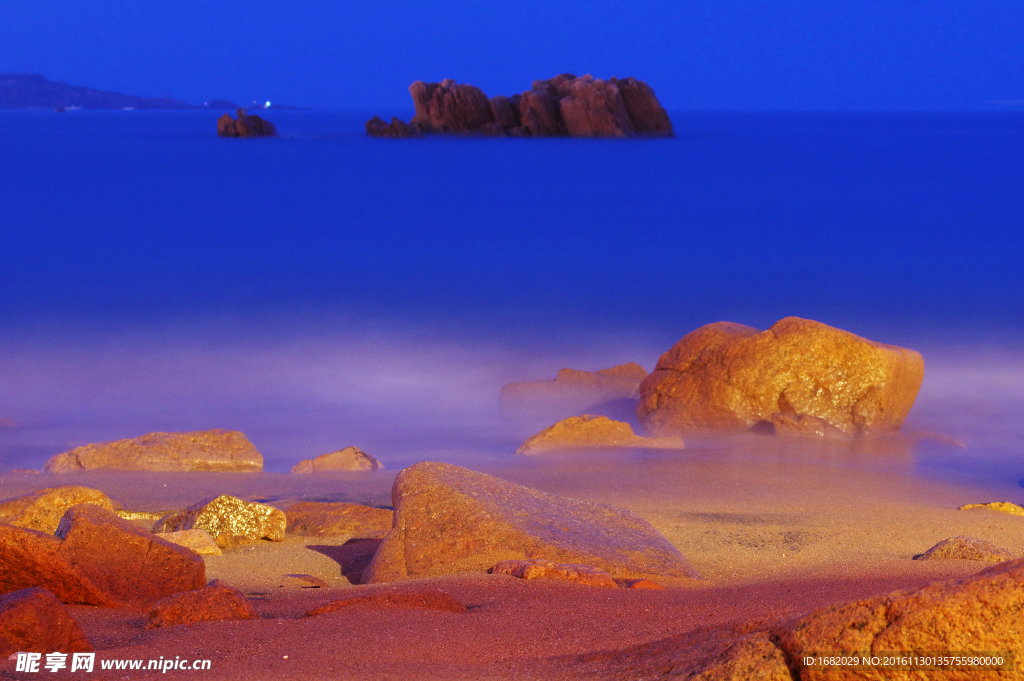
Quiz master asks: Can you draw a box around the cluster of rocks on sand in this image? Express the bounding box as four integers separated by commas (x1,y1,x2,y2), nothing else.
366,74,673,138
507,317,928,453
216,109,277,137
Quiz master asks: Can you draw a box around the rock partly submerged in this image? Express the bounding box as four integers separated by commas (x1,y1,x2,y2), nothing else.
144,579,256,630
0,588,93,657
291,446,383,473
516,415,684,455
362,462,699,585
284,502,392,538
367,74,673,138
913,536,1013,562
217,108,277,137
500,363,648,422
638,317,925,437
0,486,114,534
153,494,285,548
45,429,263,473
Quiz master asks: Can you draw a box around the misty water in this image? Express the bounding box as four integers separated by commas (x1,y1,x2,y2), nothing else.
0,109,1021,500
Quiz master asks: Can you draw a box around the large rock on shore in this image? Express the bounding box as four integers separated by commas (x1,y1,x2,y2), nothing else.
0,588,93,657
362,462,699,584
500,363,647,422
367,74,672,138
776,558,1024,680
516,415,684,454
144,579,256,630
0,486,114,534
638,317,925,437
44,429,263,472
284,502,392,538
56,505,206,607
153,494,285,547
217,109,277,137
290,446,383,473
0,524,115,605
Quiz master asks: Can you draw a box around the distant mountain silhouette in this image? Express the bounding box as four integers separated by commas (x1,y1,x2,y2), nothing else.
0,73,198,109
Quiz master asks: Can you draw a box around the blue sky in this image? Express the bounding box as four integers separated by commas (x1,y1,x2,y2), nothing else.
2,0,1023,110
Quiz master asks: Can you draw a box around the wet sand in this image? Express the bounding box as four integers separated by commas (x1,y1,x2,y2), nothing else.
2,437,1022,679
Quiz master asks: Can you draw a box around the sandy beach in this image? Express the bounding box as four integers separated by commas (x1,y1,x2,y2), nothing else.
2,436,1020,680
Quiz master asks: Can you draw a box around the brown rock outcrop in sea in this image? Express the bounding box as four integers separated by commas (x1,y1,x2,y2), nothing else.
366,74,672,138
217,109,277,137
638,317,925,437
153,494,285,548
490,559,617,588
361,461,700,584
775,557,1024,680
290,446,383,473
56,505,206,607
913,536,1013,562
44,429,263,472
157,528,223,555
0,588,93,657
516,415,684,455
284,502,392,538
500,362,648,421
0,486,114,534
958,501,1024,516
144,579,256,630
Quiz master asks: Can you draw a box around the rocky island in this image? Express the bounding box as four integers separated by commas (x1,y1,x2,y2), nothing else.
367,73,674,138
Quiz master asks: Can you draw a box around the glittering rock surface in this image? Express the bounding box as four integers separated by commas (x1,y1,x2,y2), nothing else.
153,494,285,547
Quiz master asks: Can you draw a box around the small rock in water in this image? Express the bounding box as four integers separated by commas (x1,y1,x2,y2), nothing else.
153,494,286,548
959,501,1024,517
284,502,392,538
913,536,1013,562
490,559,617,587
0,486,114,534
290,446,383,473
157,529,222,556
144,579,256,629
516,415,684,455
44,429,263,472
0,588,93,657
216,109,277,137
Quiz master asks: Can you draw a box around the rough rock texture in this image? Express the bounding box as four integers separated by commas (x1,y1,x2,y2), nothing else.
44,429,263,473
959,501,1024,516
638,317,925,437
307,589,466,616
776,558,1024,680
0,486,114,534
516,415,684,455
217,109,277,137
362,462,700,584
490,559,617,587
609,77,675,136
913,536,1013,562
284,502,392,538
0,523,116,605
144,579,256,629
55,505,206,607
500,363,648,421
290,446,383,473
366,75,672,138
152,494,285,548
157,529,223,556
770,412,848,438
690,632,794,681
409,80,495,133
0,588,93,657
365,115,421,138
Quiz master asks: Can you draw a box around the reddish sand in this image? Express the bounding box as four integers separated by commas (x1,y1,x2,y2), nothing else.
1,437,1021,679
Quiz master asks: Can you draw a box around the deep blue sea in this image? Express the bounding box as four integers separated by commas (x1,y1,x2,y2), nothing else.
0,109,1021,493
